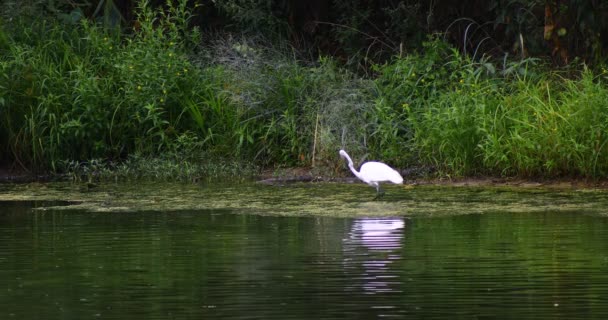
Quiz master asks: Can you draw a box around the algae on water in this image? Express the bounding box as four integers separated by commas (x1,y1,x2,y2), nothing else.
1,181,607,217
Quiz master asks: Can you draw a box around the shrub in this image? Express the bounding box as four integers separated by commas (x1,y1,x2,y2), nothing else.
0,0,202,170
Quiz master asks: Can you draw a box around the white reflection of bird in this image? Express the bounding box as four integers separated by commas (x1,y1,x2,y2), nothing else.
339,150,403,199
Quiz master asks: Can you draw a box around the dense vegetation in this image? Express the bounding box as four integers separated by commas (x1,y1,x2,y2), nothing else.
2,0,608,181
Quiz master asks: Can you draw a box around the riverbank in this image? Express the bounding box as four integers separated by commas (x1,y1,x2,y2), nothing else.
4,163,608,190
0,166,41,183
257,167,608,189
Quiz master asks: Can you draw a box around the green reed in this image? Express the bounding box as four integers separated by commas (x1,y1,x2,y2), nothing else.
374,37,608,178
480,69,608,177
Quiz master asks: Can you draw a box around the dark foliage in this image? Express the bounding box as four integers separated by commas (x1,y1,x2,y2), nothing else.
7,0,607,66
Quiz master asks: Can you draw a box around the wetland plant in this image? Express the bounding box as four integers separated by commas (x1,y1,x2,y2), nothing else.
2,1,608,181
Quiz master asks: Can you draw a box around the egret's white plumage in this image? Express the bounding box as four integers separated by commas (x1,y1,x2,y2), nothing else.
339,149,403,197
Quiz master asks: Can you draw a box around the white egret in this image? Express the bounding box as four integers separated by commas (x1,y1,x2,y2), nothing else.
339,149,403,198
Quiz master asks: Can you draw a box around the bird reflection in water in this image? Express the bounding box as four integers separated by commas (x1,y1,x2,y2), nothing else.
343,218,405,295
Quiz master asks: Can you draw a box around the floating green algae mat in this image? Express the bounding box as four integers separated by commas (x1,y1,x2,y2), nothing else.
1,181,607,217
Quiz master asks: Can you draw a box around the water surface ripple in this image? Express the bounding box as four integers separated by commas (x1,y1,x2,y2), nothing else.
1,183,608,318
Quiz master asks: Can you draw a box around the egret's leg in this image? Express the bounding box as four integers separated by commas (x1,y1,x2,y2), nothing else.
373,184,385,200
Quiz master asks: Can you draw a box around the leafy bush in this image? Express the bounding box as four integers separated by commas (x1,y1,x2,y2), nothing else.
0,0,202,170
372,38,474,170
196,37,377,167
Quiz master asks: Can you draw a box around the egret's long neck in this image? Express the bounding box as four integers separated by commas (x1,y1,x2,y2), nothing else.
343,153,361,178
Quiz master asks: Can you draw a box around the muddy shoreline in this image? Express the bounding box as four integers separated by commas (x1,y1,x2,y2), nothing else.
3,165,608,189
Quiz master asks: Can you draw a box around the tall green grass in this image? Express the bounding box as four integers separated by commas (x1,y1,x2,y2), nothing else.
374,37,608,178
1,1,203,171
2,4,608,180
0,0,382,178
480,70,608,177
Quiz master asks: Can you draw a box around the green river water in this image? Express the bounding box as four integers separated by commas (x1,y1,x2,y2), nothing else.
1,181,608,319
